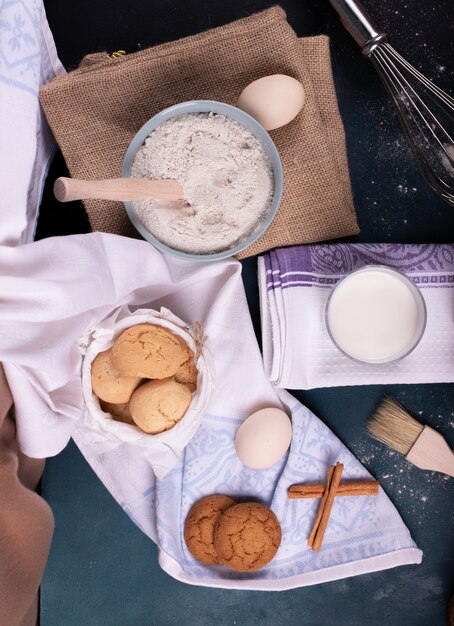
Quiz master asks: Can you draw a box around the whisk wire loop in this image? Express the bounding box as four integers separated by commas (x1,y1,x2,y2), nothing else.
369,43,454,205
328,0,454,206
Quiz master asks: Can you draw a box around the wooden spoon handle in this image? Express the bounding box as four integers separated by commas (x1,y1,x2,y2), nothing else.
53,177,184,202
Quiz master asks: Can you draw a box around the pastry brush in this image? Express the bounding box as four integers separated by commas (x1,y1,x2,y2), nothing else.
366,397,454,477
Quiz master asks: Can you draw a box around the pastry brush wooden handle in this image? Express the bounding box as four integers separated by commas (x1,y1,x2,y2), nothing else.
53,177,184,203
406,426,454,477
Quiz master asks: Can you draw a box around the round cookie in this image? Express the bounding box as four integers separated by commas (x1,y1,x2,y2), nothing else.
129,378,192,434
99,399,134,425
175,354,198,388
111,323,191,379
214,502,282,572
91,348,142,403
184,495,236,564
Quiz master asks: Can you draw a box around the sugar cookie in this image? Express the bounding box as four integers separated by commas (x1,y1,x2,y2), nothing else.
91,348,142,403
184,495,236,564
214,502,281,572
99,399,134,425
174,355,198,387
111,323,190,379
129,378,192,434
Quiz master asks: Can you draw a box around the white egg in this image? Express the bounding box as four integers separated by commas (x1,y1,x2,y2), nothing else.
237,74,305,131
235,407,292,469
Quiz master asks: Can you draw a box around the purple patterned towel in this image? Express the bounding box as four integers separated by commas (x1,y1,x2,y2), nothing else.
258,243,454,389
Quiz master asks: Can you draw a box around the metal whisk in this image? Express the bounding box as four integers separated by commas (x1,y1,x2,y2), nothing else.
329,0,454,206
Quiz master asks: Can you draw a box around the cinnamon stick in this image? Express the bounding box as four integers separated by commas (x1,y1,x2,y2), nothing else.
307,465,334,548
288,480,379,499
312,462,344,551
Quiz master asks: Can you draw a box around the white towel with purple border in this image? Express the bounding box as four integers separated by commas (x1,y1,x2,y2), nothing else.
258,244,454,389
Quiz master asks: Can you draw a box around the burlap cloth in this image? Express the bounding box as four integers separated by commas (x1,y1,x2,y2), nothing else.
39,6,359,258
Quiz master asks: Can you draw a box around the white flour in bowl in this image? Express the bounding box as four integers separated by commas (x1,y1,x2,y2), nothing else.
130,112,274,254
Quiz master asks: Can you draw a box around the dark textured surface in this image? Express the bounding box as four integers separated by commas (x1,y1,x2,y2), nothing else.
39,0,454,624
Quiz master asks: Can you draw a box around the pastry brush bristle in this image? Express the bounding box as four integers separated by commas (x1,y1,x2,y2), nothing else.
366,397,424,456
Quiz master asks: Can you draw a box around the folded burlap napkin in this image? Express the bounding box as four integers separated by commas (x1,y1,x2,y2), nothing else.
39,6,359,258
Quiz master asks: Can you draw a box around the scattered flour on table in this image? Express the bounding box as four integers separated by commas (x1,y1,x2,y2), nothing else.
131,113,274,254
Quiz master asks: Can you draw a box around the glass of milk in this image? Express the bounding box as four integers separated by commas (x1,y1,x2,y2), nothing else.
325,265,427,364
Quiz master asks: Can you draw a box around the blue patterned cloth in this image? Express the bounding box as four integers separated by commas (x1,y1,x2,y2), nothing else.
151,389,421,589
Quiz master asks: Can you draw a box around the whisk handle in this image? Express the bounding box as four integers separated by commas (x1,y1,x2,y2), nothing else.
328,0,387,55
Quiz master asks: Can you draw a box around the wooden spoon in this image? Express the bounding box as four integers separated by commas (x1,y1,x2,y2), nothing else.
53,177,184,203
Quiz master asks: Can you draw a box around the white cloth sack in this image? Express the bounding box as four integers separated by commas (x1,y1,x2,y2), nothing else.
79,305,213,478
258,244,454,389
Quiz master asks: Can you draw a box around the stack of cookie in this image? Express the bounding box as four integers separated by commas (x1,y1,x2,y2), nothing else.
184,496,282,572
90,323,197,435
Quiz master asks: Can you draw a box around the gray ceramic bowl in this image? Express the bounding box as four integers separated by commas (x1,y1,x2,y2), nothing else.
121,100,283,261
